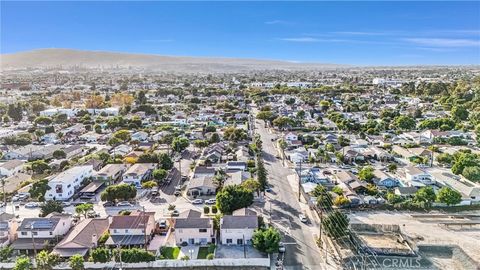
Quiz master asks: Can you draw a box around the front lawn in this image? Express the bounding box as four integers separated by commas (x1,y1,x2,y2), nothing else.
160,246,180,259
197,245,216,259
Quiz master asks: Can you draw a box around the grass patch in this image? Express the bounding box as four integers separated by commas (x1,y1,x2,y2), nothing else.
160,246,181,259
197,247,210,259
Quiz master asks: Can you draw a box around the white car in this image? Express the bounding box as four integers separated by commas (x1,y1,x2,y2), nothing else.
192,199,203,205
25,202,39,208
299,214,308,223
116,201,133,207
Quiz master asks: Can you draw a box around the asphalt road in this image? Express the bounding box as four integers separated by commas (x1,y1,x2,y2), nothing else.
254,113,324,270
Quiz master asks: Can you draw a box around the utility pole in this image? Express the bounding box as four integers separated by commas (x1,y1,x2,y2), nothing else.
298,160,302,202
117,244,123,270
243,234,246,258
30,224,37,258
143,206,148,251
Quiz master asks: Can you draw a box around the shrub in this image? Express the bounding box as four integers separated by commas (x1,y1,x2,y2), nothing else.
206,254,214,260
211,205,218,214
203,206,210,214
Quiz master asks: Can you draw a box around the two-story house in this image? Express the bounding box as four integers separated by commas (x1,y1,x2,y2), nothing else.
174,210,215,245
93,164,126,184
12,216,72,252
121,163,156,188
220,208,258,245
44,165,94,201
105,211,155,248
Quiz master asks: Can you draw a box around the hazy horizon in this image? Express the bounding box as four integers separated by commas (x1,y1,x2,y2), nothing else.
2,1,479,66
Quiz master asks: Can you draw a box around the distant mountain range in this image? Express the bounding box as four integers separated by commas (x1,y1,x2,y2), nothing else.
1,48,345,73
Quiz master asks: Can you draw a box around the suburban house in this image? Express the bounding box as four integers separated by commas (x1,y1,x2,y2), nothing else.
122,163,156,188
3,173,32,194
373,169,400,188
404,166,434,186
431,171,480,202
0,160,25,177
44,165,94,201
187,176,216,197
174,210,215,245
220,208,258,245
226,161,247,171
3,144,63,161
53,218,110,257
284,132,298,141
94,164,126,184
0,212,18,247
105,211,156,248
12,216,72,252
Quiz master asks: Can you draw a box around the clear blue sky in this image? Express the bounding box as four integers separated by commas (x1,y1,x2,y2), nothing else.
1,1,479,65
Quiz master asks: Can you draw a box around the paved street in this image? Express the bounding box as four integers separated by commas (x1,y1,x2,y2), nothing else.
253,111,325,270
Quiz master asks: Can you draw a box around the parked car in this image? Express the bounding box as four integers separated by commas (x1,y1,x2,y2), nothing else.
265,187,273,193
25,202,39,208
103,201,115,207
299,214,308,223
205,198,216,205
170,210,179,217
116,201,133,207
192,199,203,205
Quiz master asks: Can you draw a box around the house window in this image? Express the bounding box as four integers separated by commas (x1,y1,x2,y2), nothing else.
21,232,27,236
125,229,129,233
113,229,118,233
237,239,243,245
49,232,53,235
33,232,38,236
226,239,232,244
199,229,207,233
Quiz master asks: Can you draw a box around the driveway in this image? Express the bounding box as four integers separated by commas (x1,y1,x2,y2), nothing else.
216,245,267,259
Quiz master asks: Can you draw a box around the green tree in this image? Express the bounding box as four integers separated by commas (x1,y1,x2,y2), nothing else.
252,227,281,253
0,246,13,262
451,105,469,121
119,248,156,263
52,150,66,159
272,116,295,130
216,185,254,214
394,115,416,130
90,248,112,263
387,163,397,173
13,256,31,270
69,255,85,270
100,183,137,202
333,195,350,207
7,103,23,122
29,179,50,200
158,153,173,170
40,200,64,217
256,157,268,191
137,152,159,163
462,166,480,182
36,251,59,270
75,203,94,218
386,192,403,204
358,166,375,182
31,160,50,174
436,187,462,206
171,137,190,152
322,210,349,239
414,186,436,206
113,129,131,142
141,181,157,189
152,169,168,183
256,111,276,123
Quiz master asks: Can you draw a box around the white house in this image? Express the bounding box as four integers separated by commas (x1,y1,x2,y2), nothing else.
220,208,258,245
226,161,247,171
12,216,72,251
122,163,155,188
404,166,433,185
0,160,25,177
44,165,94,201
284,132,298,142
174,210,215,245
